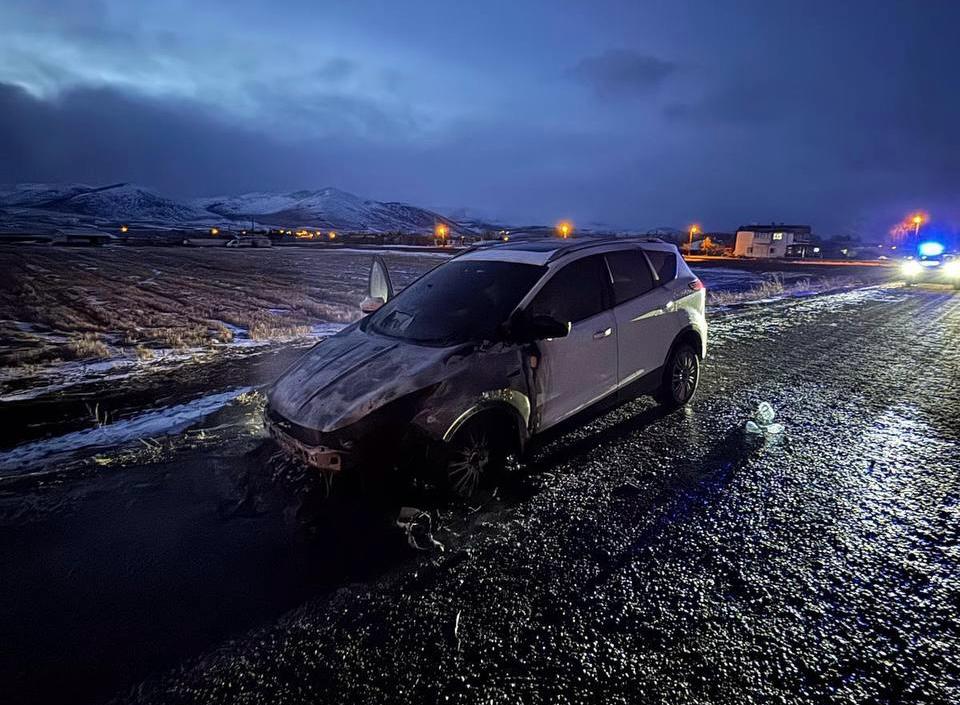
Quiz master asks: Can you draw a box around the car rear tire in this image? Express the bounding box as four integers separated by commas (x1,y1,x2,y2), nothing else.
442,415,510,499
655,343,700,409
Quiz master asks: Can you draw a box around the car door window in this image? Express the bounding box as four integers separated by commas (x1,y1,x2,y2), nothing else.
605,250,655,305
642,249,677,285
527,255,608,324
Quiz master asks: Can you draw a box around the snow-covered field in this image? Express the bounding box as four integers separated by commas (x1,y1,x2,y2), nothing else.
0,246,435,399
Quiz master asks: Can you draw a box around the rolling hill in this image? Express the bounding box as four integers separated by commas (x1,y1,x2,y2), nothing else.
0,183,458,234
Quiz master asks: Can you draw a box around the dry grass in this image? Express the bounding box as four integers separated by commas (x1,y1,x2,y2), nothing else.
0,245,434,367
708,273,861,306
66,333,111,360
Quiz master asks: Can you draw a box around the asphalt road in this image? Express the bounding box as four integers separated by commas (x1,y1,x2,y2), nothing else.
2,283,959,704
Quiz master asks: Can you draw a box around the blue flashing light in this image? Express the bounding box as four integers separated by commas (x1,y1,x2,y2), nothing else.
918,241,945,257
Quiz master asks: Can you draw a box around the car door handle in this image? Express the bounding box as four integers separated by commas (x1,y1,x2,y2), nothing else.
593,327,612,340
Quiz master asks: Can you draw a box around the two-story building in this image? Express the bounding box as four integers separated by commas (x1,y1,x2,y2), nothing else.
734,224,813,258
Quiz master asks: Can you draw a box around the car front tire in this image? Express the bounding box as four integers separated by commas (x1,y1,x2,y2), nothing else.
655,343,700,409
441,415,510,499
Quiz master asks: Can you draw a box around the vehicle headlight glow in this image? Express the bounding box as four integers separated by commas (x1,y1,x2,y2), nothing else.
902,260,923,276
918,241,945,257
944,260,960,278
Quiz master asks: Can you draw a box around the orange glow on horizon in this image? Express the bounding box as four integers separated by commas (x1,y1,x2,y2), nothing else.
889,211,930,244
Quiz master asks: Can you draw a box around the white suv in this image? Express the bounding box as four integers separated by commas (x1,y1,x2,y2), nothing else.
267,237,707,496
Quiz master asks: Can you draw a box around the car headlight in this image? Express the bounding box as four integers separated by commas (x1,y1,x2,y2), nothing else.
944,260,960,278
901,260,923,277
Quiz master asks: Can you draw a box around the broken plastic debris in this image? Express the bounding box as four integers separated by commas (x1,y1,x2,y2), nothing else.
745,401,784,436
756,401,775,425
396,506,445,552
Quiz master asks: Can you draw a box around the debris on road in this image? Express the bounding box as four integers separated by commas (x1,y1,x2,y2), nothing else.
745,401,785,436
613,480,643,497
453,609,462,652
396,506,445,552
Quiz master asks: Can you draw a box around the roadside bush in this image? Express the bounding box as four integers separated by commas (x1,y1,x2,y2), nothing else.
66,333,111,360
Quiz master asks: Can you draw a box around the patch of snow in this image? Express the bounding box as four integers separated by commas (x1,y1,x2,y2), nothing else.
0,387,253,475
310,322,348,338
0,320,349,402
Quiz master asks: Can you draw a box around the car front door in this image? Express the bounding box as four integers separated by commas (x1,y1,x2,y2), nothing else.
605,248,678,387
524,254,617,430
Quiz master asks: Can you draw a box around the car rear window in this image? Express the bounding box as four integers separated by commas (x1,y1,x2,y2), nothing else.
643,249,677,284
604,250,655,304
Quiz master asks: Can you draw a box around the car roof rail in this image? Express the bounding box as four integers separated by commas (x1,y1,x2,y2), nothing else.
450,238,509,259
545,235,657,262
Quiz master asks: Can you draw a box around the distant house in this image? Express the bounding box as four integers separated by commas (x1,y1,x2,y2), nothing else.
734,224,813,258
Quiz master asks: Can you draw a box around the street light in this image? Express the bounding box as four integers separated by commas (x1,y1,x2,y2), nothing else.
120,225,129,233
912,213,924,241
557,221,573,238
210,227,220,236
688,224,701,254
435,223,449,245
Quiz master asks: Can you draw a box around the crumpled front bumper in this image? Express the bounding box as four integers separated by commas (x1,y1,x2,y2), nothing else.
265,410,350,472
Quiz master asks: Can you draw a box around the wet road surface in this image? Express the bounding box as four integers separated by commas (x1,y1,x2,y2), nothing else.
2,283,959,704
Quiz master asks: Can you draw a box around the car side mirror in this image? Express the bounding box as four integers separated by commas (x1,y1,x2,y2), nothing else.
360,296,385,314
510,314,570,342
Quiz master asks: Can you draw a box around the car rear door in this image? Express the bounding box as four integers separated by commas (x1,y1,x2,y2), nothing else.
604,248,676,387
524,254,617,430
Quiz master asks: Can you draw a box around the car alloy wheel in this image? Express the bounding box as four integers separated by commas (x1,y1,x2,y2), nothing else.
671,348,699,403
444,416,511,499
447,426,492,498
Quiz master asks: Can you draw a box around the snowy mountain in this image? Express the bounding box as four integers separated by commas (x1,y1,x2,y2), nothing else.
0,183,217,228
0,183,456,234
196,187,453,233
0,183,93,208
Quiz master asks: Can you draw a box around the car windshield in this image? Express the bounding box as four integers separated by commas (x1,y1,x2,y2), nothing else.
366,259,545,345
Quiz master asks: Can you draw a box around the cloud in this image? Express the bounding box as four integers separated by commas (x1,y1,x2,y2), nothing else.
313,58,356,83
0,82,333,196
569,50,676,99
0,81,610,223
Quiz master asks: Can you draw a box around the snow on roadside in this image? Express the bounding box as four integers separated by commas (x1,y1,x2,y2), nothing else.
0,386,254,474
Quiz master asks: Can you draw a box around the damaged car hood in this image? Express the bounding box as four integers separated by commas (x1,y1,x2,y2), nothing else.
268,325,469,433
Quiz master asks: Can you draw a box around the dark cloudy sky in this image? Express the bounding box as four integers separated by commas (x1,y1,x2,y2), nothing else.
1,0,958,234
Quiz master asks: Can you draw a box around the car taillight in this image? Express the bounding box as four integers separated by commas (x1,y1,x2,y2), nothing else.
688,279,705,291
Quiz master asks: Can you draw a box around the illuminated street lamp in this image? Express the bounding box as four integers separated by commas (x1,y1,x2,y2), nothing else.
328,231,337,240
912,213,924,240
435,223,449,245
557,221,573,239
120,225,129,233
210,227,220,236
688,224,701,254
